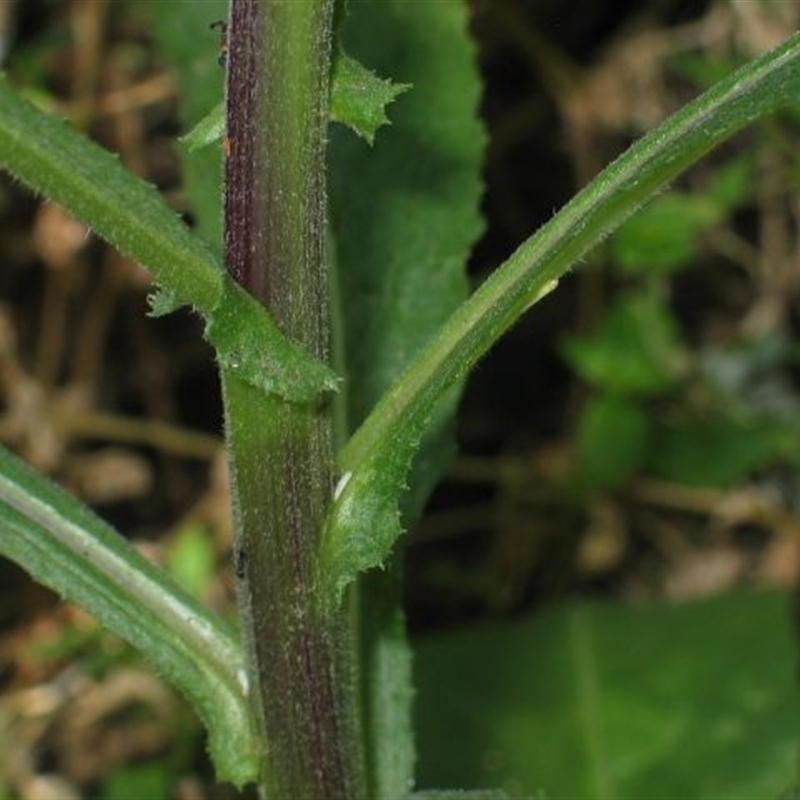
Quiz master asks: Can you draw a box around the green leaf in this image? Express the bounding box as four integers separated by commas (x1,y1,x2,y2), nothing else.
611,193,722,275
0,56,336,404
147,286,181,318
165,523,216,599
330,51,411,144
99,764,174,800
180,100,225,153
0,445,257,786
670,52,741,90
410,792,509,800
647,413,795,487
611,152,755,277
415,591,800,798
326,0,484,573
0,74,223,316
706,153,756,211
357,567,416,799
206,279,339,403
576,395,650,490
562,293,687,396
327,0,484,797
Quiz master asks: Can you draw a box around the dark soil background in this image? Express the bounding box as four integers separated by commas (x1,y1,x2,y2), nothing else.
1,0,799,797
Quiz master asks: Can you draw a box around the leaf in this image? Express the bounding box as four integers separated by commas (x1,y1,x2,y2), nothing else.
611,193,722,275
326,0,484,796
576,395,650,490
562,293,688,397
99,764,174,800
357,567,416,799
0,44,337,403
410,792,510,800
180,100,225,153
707,153,756,211
670,52,742,90
0,444,257,786
147,286,181,318
415,591,800,798
647,413,796,487
206,279,340,403
145,0,228,255
0,23,341,396
0,74,223,316
331,33,800,621
166,523,216,599
326,0,484,577
611,151,755,276
330,50,411,143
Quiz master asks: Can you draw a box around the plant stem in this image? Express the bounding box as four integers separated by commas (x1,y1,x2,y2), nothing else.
222,1,365,797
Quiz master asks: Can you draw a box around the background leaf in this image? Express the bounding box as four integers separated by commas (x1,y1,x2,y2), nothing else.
611,193,722,275
610,155,753,276
562,294,687,397
328,0,484,796
415,591,800,799
576,395,650,490
330,0,484,447
146,0,227,255
325,0,485,587
647,413,797,487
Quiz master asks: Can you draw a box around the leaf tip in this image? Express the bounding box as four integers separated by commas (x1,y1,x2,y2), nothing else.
330,50,411,144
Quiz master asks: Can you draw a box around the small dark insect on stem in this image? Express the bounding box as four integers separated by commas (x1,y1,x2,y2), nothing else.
233,546,247,581
210,20,228,67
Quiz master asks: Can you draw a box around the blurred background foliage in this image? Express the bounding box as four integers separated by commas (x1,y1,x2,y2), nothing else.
1,0,800,797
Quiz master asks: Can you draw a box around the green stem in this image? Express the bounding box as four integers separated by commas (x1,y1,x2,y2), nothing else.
222,1,365,797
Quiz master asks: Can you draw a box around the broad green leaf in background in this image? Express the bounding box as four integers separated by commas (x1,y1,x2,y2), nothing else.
611,193,722,275
706,153,755,210
576,395,650,490
647,413,798,487
326,0,485,585
670,52,743,91
328,0,484,796
562,294,687,397
415,590,800,799
99,763,174,800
